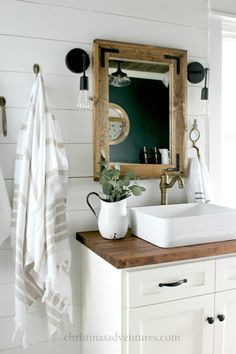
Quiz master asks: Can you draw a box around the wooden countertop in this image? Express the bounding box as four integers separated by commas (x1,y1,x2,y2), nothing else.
76,230,236,269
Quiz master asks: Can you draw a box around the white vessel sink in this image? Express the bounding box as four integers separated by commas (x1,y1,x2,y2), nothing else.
131,203,236,248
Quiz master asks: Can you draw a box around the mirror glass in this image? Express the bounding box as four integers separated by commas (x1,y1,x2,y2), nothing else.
93,39,187,179
109,60,170,164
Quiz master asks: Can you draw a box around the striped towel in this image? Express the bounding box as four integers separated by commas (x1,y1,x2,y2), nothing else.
186,155,212,203
11,73,72,346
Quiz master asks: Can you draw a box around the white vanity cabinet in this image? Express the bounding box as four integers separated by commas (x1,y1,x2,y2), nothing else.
214,289,236,354
128,294,214,354
80,243,236,354
126,261,215,354
214,258,236,354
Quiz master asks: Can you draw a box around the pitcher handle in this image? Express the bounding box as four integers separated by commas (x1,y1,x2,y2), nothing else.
86,192,100,218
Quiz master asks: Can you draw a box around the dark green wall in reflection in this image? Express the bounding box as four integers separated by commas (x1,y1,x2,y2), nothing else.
109,77,169,163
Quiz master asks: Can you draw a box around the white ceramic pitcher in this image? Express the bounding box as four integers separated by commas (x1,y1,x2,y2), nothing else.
86,192,129,239
159,149,169,164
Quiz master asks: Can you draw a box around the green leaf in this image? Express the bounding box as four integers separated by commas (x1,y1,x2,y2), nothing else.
125,171,136,180
109,169,120,180
130,185,144,196
121,178,130,186
98,149,145,201
102,182,112,196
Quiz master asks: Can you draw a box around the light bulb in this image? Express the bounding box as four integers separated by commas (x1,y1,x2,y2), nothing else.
77,89,92,110
199,99,208,116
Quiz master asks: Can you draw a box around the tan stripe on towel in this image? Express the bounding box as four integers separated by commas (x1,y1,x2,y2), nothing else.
46,169,68,179
15,288,32,306
46,138,64,149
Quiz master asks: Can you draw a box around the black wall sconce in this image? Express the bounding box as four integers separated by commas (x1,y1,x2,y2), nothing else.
188,62,209,98
187,62,209,115
65,48,92,110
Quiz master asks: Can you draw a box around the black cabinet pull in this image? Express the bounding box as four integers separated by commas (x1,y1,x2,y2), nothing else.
159,278,187,287
207,317,215,324
217,314,225,322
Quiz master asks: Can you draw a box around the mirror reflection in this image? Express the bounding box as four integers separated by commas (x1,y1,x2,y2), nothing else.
109,103,130,145
109,60,170,164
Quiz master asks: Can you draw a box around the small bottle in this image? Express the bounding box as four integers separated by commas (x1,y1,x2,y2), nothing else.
139,146,148,164
143,146,148,164
151,147,161,164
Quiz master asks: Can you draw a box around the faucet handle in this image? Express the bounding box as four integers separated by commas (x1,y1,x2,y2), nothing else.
165,153,180,172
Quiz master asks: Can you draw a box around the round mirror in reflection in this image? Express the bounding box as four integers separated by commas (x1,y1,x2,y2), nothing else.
109,103,130,145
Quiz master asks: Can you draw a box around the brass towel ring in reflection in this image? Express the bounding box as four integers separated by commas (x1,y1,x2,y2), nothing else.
189,119,200,158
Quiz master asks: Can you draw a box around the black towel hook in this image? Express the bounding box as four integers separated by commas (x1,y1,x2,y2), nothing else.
0,96,7,137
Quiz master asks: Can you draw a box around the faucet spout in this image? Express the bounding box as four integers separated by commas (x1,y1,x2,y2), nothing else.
159,171,184,205
168,174,184,189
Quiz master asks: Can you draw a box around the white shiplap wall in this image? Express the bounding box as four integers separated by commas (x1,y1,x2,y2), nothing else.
211,0,236,16
0,1,209,353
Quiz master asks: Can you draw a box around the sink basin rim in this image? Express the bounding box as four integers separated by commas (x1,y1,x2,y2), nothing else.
130,203,236,248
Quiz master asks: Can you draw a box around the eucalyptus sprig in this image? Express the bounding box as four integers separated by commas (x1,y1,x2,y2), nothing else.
98,150,146,202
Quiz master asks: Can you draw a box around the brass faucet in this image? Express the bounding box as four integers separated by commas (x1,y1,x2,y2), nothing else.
159,170,184,205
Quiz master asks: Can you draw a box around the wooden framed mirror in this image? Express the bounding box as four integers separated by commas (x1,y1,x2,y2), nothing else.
93,39,187,179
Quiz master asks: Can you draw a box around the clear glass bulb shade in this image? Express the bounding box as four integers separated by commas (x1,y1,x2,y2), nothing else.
77,89,92,110
199,99,208,116
109,74,131,87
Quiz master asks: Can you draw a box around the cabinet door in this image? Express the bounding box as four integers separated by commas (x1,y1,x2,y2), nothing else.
214,289,236,354
128,294,214,354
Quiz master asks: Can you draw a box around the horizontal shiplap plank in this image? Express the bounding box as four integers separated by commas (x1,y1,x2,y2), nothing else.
66,144,93,177
0,143,93,179
0,249,14,284
0,305,80,350
0,1,41,38
18,0,208,29
0,338,81,354
0,283,14,317
67,178,160,211
0,72,92,110
4,174,187,211
0,32,207,80
0,235,11,250
67,177,186,210
0,314,43,350
70,0,209,29
55,110,93,144
0,108,93,144
0,34,91,75
0,314,47,350
67,209,98,234
210,0,236,15
0,273,80,318
41,4,208,57
0,284,44,317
